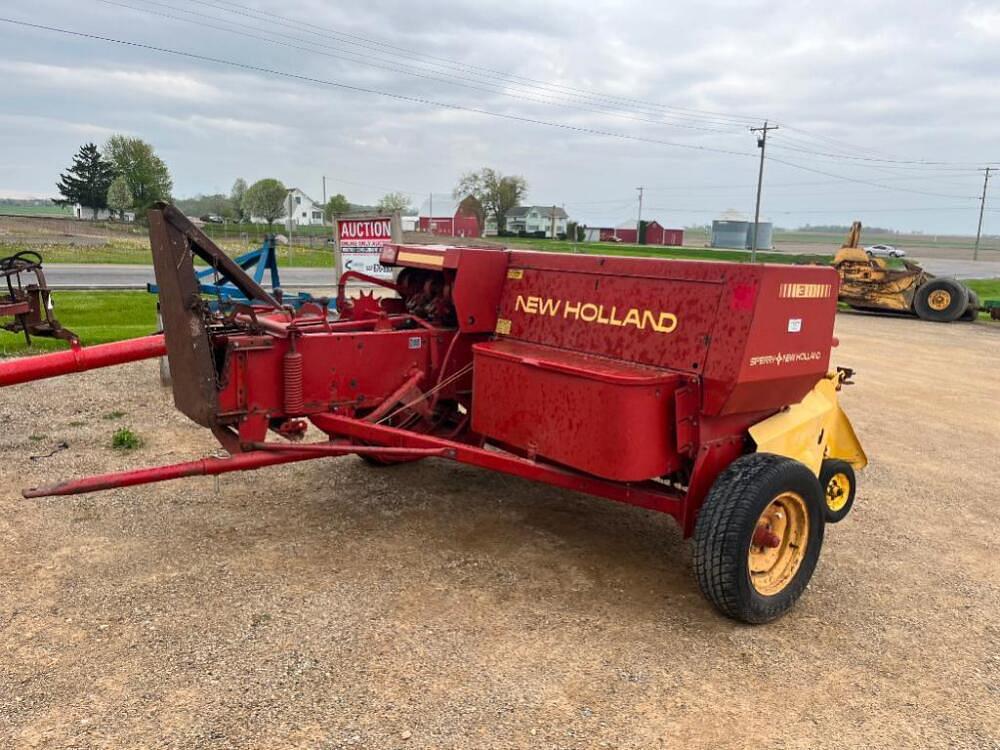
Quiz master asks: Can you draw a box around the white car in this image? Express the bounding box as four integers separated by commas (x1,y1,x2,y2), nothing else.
865,244,906,258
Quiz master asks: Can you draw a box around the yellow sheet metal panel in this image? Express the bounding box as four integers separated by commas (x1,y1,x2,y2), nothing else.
749,375,867,474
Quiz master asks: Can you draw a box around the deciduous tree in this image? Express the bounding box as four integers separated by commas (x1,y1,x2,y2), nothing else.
243,179,288,228
324,193,351,222
106,176,133,221
103,135,173,215
376,192,413,214
454,168,527,233
230,178,248,221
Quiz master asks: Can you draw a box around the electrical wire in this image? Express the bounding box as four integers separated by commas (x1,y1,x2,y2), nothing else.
95,0,746,137
0,17,760,161
179,0,765,128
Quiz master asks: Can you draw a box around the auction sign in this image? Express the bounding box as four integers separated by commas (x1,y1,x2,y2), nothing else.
334,213,401,282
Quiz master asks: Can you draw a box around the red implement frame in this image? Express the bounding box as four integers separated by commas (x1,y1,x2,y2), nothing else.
0,203,843,540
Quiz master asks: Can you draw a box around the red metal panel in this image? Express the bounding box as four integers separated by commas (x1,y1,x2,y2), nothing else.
702,264,839,415
471,339,681,481
497,252,725,373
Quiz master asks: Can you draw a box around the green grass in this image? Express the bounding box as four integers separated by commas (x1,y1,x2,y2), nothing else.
966,278,1000,300
499,236,831,265
0,239,335,268
0,204,73,218
111,426,143,451
0,291,157,355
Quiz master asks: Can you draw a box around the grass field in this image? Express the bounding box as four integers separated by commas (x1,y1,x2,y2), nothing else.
497,237,832,264
0,240,336,268
4,281,996,356
0,292,157,356
0,205,73,218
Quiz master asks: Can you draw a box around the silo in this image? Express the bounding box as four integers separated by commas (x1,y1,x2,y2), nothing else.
746,221,774,250
711,219,751,249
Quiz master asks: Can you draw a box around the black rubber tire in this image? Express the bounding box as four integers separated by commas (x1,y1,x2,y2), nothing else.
819,459,856,524
914,278,969,322
693,453,825,624
961,290,981,322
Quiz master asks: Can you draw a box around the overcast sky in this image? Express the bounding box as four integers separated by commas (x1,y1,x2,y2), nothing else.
2,0,999,233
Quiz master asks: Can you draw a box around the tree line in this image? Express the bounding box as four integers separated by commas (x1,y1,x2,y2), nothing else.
56,137,530,233
55,137,172,220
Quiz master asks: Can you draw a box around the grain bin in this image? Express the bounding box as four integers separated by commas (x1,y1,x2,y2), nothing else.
746,221,773,250
711,210,751,249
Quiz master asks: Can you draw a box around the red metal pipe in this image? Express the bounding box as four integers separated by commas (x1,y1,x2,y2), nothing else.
0,334,167,388
246,441,451,458
22,448,321,498
310,413,686,518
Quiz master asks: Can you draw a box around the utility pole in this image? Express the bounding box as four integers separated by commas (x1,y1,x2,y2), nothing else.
636,186,644,243
550,205,557,239
322,176,327,226
428,192,433,235
974,166,991,261
750,121,779,262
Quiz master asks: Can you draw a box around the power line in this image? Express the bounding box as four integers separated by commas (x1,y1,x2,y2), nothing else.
182,0,765,128
767,138,993,169
765,155,980,200
102,0,745,136
0,17,759,160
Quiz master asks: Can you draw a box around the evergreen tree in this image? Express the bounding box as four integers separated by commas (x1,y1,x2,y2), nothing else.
54,143,115,218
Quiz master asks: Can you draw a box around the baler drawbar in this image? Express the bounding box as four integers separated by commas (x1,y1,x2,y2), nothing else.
0,203,867,623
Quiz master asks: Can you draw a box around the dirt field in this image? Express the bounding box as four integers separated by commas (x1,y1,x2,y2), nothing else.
1,313,998,749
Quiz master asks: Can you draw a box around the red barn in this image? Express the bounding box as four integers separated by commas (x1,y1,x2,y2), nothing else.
418,195,481,238
614,220,684,246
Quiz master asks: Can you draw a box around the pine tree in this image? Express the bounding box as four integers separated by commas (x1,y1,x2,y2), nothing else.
54,143,115,218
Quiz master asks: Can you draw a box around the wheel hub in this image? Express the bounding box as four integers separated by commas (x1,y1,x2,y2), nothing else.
825,472,851,512
748,492,809,596
928,290,952,311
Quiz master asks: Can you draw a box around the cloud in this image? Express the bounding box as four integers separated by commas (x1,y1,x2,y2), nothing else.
0,0,998,232
0,61,222,100
155,114,290,138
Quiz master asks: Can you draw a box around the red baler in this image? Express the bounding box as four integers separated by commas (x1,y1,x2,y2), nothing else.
0,205,866,623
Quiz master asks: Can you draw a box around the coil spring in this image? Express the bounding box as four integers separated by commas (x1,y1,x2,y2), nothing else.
283,350,304,414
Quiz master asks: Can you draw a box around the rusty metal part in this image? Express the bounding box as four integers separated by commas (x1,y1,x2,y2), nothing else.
832,221,977,322
748,492,810,596
1,251,78,345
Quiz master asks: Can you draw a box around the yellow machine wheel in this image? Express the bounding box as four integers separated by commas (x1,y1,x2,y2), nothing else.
693,453,825,624
914,278,969,322
819,459,857,524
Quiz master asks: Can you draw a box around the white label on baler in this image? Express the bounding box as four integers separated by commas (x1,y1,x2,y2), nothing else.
787,318,802,333
408,336,422,349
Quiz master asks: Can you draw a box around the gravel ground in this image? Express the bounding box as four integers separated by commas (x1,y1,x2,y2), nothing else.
1,313,998,749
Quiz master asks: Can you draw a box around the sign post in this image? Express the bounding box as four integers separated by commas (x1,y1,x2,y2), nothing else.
333,211,401,284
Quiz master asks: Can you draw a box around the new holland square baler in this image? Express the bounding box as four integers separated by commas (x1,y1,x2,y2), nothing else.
0,204,867,623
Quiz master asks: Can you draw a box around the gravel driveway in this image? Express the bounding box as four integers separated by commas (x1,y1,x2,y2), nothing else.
1,313,997,749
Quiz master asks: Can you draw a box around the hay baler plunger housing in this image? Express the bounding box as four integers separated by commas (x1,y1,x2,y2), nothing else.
0,204,867,624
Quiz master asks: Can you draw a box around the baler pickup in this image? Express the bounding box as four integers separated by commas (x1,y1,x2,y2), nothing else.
0,202,867,624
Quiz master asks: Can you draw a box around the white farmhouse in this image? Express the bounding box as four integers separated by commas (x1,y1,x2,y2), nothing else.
251,188,325,227
494,205,568,237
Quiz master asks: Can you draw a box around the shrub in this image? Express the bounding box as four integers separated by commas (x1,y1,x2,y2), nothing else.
112,427,143,451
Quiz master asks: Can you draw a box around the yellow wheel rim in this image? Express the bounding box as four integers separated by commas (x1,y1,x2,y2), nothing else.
748,492,809,597
825,472,851,513
928,290,951,311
